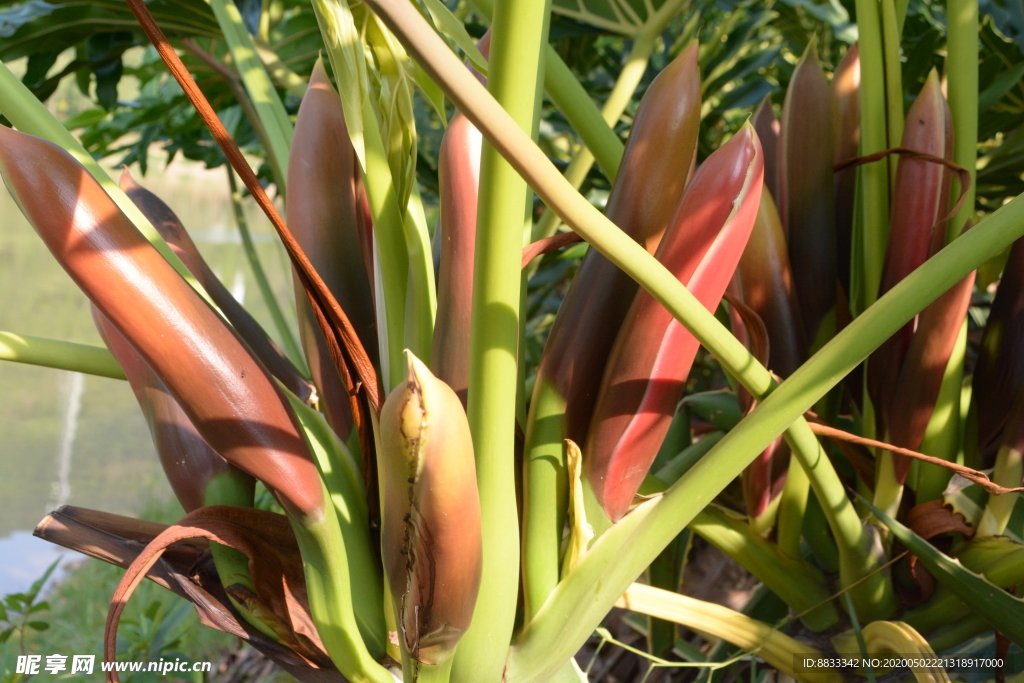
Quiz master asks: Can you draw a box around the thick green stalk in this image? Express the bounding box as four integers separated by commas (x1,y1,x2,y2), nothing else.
226,169,305,369
507,193,1024,683
452,0,550,680
0,59,195,285
915,322,968,502
776,452,809,560
945,0,978,243
207,0,293,188
361,96,411,390
785,421,895,619
0,332,126,380
469,0,623,180
852,0,892,312
689,506,838,631
291,497,393,683
880,0,905,188
202,471,281,642
522,378,569,620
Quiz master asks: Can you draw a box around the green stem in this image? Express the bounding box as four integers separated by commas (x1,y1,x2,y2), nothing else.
202,470,282,642
945,0,979,243
873,449,904,518
852,0,891,313
787,422,895,620
915,321,968,502
469,0,623,180
404,183,438,369
452,0,550,680
505,192,1024,683
291,497,393,683
226,169,306,371
0,332,126,380
880,0,905,189
542,46,624,181
284,390,384,648
977,443,1023,537
689,506,838,632
360,96,410,390
776,450,809,561
522,377,569,621
207,0,292,190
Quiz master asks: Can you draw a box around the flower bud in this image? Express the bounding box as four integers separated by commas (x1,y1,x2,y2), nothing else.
379,351,481,663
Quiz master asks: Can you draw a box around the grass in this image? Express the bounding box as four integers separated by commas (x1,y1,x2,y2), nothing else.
1,497,294,683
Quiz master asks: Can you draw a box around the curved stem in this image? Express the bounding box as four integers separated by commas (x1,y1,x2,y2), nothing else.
508,192,1024,683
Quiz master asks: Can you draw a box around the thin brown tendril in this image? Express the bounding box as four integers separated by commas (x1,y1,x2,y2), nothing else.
834,147,971,227
521,230,585,268
807,421,1023,496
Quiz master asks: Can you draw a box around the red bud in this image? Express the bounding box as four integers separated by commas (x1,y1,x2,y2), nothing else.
585,125,763,521
534,42,702,443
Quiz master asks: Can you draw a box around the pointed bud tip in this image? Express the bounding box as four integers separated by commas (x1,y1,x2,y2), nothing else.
309,57,333,93
119,167,140,192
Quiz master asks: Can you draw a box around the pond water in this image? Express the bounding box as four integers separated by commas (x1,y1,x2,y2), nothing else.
0,158,298,595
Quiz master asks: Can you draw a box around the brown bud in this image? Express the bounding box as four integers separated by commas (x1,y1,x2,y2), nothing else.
379,351,481,664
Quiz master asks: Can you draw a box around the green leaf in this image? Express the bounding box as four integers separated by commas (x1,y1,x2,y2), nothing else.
550,0,675,36
310,0,369,166
414,62,447,125
862,494,1024,648
680,390,742,432
28,621,49,631
63,107,107,130
421,0,487,75
979,61,1024,111
0,628,14,643
27,601,49,614
27,558,60,600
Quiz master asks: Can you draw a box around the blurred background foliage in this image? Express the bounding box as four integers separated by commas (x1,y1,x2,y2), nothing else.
0,0,1020,204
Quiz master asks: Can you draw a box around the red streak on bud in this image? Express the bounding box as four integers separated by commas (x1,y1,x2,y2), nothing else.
586,126,763,521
